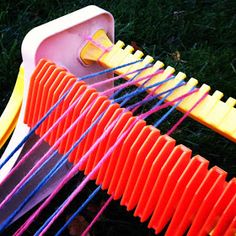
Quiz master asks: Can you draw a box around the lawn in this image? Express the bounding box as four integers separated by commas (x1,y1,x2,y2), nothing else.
0,0,235,235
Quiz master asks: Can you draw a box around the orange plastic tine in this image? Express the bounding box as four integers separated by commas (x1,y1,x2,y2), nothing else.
112,125,153,200
67,92,101,160
52,81,86,143
27,61,55,127
36,69,67,136
157,157,197,233
149,155,206,232
172,166,225,236
128,134,172,215
141,145,191,223
107,120,148,195
73,97,111,167
56,84,88,147
168,166,226,236
208,195,236,236
94,114,137,183
102,119,146,191
133,135,175,219
224,216,236,236
54,88,100,150
120,127,161,208
74,98,110,166
24,59,50,125
38,71,70,136
199,178,236,235
46,78,77,144
43,73,76,130
39,73,75,137
58,87,96,155
186,172,227,236
92,112,137,181
162,159,210,236
95,115,141,185
140,146,190,232
83,108,129,180
79,100,116,170
60,88,98,157
90,112,132,179
144,155,207,228
47,80,85,144
36,67,67,133
90,111,133,177
84,105,124,176
31,64,58,127
78,100,113,171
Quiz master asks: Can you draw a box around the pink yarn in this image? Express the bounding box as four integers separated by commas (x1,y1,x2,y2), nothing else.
131,72,171,113
81,35,113,66
81,196,113,236
14,111,131,235
0,94,96,211
85,36,112,53
139,88,199,120
12,65,203,235
101,69,165,96
91,64,153,88
167,92,208,135
0,92,83,186
79,92,209,236
38,118,138,235
14,89,200,235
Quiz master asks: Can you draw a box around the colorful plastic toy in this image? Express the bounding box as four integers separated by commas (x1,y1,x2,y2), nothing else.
0,5,235,235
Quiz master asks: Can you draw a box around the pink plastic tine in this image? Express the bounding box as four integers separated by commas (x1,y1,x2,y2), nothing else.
81,196,113,236
167,91,208,136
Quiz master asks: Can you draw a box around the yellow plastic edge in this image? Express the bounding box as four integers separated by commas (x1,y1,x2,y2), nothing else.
0,66,24,149
80,32,236,142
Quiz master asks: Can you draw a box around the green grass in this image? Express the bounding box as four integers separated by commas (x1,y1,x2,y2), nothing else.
0,0,236,235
